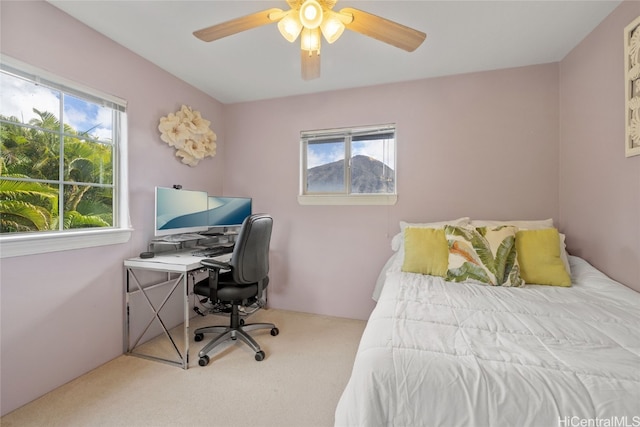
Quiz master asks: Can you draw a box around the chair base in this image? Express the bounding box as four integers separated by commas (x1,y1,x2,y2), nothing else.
194,305,278,365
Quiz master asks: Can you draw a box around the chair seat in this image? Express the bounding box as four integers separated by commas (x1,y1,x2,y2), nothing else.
194,277,260,301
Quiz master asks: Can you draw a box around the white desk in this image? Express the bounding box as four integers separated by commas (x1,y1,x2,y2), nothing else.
124,250,231,369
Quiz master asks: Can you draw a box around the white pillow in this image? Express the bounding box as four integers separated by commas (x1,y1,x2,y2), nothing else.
470,218,554,229
390,217,471,268
391,217,471,251
372,253,399,301
558,233,571,276
391,232,404,252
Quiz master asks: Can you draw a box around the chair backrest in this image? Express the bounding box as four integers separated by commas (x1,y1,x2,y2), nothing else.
229,213,273,284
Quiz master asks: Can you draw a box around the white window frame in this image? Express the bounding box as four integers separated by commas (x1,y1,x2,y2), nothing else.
298,124,397,206
0,56,131,258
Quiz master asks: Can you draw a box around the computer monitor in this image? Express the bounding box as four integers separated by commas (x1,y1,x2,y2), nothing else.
154,186,209,237
207,196,252,228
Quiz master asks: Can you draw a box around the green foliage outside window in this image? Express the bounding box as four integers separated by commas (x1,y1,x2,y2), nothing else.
1,109,114,234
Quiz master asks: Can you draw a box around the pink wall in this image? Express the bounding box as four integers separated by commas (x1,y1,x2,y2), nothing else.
223,63,561,320
0,1,225,415
5,0,635,417
559,0,640,291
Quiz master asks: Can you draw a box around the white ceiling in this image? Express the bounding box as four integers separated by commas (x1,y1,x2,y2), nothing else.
48,0,621,104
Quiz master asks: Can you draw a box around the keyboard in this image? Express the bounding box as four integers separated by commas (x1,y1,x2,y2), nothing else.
191,245,234,257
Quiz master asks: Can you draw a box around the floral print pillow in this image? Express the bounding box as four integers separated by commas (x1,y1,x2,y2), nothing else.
444,225,524,287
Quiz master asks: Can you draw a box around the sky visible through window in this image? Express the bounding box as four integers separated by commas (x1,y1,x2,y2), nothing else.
307,139,395,169
0,72,112,141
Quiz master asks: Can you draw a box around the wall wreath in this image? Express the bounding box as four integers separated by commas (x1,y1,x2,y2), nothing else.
625,16,640,157
158,105,217,166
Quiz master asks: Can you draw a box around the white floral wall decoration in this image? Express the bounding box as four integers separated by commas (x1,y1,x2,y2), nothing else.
158,105,217,166
625,16,640,157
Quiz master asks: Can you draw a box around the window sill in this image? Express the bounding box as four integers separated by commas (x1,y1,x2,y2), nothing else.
297,194,397,206
0,228,133,258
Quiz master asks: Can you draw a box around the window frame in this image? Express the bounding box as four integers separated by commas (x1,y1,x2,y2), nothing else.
0,56,131,258
298,124,398,206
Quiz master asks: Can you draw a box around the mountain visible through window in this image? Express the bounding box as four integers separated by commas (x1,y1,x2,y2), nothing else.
301,124,396,199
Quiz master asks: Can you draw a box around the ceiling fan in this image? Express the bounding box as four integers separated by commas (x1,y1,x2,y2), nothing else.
193,0,426,80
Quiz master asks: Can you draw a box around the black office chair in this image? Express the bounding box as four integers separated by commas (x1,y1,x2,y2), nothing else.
193,213,278,366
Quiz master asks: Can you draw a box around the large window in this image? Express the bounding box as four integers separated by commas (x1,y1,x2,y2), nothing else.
0,57,130,257
299,124,397,205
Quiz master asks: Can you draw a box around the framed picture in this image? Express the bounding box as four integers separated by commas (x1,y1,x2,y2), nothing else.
624,15,640,157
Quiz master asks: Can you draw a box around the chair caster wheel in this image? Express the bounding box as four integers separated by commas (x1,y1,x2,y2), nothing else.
199,355,210,366
270,327,279,336
194,333,204,342
255,351,265,361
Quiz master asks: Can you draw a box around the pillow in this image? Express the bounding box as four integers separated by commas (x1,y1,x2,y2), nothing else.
400,217,472,231
516,228,571,287
445,225,524,287
470,219,571,275
401,227,448,276
470,218,554,229
373,253,399,301
558,233,571,275
391,217,471,251
391,217,471,270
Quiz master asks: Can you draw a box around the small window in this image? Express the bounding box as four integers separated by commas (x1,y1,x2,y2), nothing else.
0,57,131,257
299,124,397,205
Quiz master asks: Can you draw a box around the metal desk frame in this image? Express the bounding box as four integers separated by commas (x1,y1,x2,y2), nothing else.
124,252,229,369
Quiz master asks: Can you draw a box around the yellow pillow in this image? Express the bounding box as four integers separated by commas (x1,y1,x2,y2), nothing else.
516,228,571,287
402,227,448,277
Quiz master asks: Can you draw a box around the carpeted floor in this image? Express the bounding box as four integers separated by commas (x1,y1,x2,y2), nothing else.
1,309,366,427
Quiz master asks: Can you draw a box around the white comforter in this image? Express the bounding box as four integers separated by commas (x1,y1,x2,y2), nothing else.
335,256,640,427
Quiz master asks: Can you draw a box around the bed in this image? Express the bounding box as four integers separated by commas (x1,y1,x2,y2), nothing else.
335,219,640,427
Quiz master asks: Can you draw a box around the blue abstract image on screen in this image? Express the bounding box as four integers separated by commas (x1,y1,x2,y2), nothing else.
155,187,209,235
208,197,252,227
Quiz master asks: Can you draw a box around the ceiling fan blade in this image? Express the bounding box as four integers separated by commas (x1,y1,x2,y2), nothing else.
320,0,338,9
301,50,321,80
193,8,283,42
340,7,426,52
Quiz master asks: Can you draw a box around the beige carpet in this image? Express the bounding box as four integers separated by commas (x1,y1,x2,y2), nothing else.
1,309,366,427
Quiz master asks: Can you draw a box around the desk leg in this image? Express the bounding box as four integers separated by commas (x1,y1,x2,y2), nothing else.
183,271,190,368
125,267,189,369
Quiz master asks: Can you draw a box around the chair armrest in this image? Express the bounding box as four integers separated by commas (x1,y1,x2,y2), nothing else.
198,258,230,303
201,258,230,270
256,277,269,304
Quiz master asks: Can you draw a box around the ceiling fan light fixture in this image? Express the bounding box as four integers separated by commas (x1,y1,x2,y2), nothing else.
299,0,323,29
320,11,348,43
277,11,303,42
193,1,426,81
301,27,321,53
